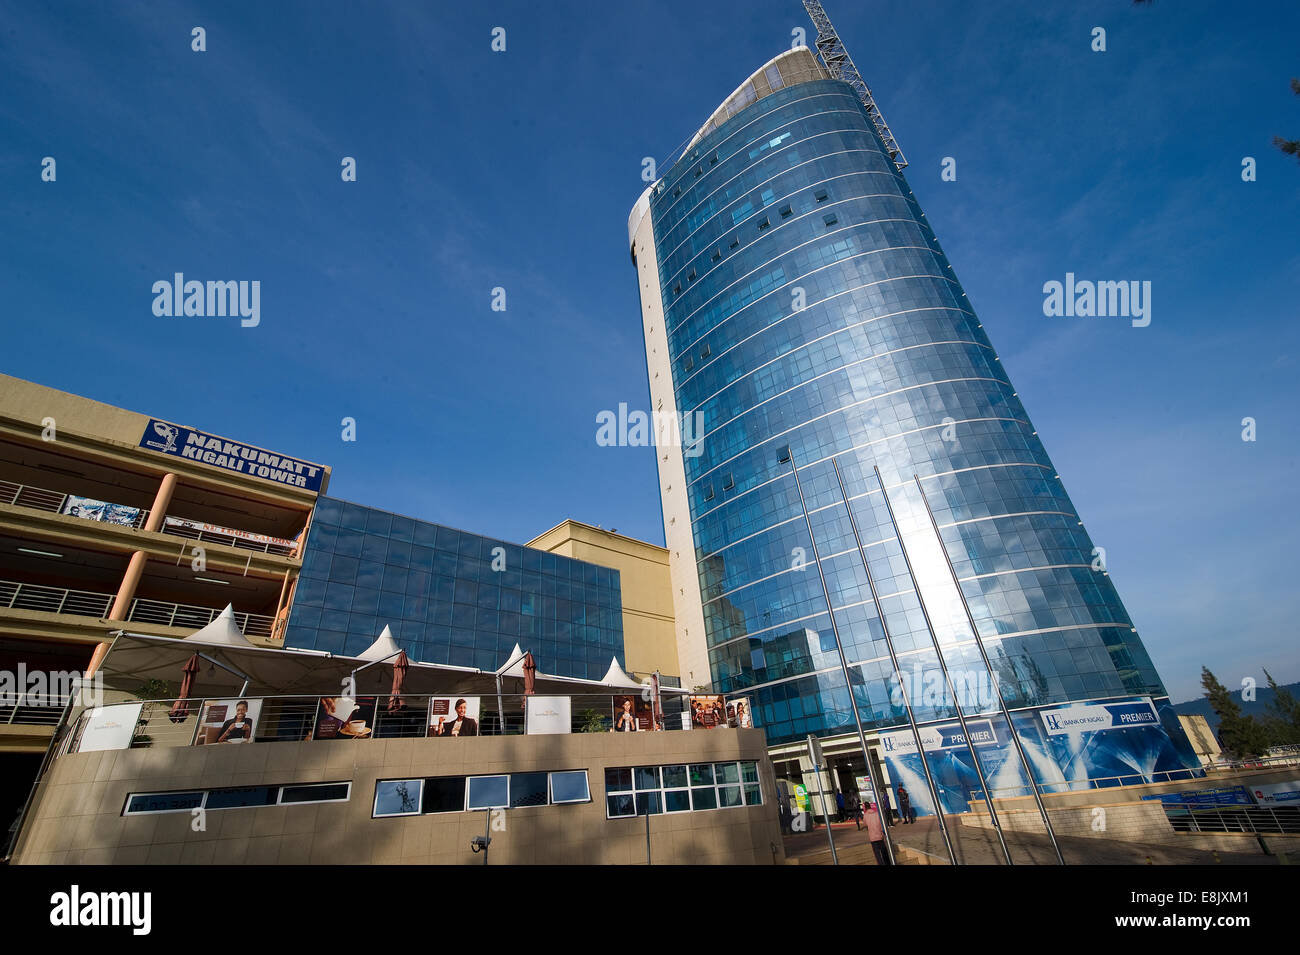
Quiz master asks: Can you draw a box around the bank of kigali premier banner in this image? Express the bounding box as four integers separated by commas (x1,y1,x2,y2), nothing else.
878,695,1202,817
139,418,324,491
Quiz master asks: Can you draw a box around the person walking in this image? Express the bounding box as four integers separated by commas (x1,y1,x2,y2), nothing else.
852,793,863,831
897,785,913,824
836,790,846,822
865,802,890,865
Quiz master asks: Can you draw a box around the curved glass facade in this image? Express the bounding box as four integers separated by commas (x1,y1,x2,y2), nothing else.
637,65,1197,794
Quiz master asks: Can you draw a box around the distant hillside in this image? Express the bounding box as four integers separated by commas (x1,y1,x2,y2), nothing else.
1173,681,1300,735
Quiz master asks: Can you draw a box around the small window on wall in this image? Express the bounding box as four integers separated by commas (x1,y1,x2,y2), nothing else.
711,249,721,262
684,355,695,372
125,792,204,815
422,777,466,814
549,771,591,805
279,783,351,805
673,284,682,296
779,204,793,219
688,268,697,282
467,774,510,811
757,217,770,231
814,188,829,202
700,344,711,360
728,236,739,249
510,772,550,808
694,167,702,178
721,472,735,491
703,484,715,502
203,787,279,810
374,779,424,817
824,213,838,227
709,152,719,165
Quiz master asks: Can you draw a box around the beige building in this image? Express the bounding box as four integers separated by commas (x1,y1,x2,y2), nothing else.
0,373,327,829
528,520,680,682
11,727,782,865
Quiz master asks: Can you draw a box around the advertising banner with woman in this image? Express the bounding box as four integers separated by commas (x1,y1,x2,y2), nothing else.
193,699,261,745
426,696,480,737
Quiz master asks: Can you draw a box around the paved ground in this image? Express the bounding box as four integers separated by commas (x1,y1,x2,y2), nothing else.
781,815,1294,866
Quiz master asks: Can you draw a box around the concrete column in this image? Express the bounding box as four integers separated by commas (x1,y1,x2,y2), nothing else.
142,472,177,533
87,473,177,677
87,549,148,678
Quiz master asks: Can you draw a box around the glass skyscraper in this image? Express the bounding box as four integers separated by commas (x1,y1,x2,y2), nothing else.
285,497,625,680
630,46,1198,808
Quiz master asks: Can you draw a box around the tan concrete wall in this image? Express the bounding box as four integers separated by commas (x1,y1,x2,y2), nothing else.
960,800,1300,855
14,728,784,865
628,199,711,690
960,767,1300,854
529,521,679,679
0,372,329,502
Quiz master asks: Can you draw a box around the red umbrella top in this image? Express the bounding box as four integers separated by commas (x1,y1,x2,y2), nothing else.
387,650,410,712
168,653,201,724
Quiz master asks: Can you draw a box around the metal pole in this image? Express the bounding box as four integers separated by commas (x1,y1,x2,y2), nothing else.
831,457,957,865
873,466,1015,865
808,736,839,865
645,804,652,865
786,454,896,865
912,475,1067,865
482,811,491,866
495,674,505,735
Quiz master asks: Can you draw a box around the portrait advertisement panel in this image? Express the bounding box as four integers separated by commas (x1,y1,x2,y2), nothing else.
426,696,481,737
728,697,753,728
193,698,262,745
611,693,652,732
314,696,377,740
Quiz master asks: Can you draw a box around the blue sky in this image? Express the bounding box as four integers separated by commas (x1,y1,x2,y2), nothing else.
2,0,1297,702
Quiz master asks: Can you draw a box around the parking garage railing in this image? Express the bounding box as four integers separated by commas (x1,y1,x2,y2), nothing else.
0,479,297,555
0,692,71,728
0,578,274,637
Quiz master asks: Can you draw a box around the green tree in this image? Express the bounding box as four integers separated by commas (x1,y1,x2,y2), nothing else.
1201,667,1271,759
1262,668,1300,745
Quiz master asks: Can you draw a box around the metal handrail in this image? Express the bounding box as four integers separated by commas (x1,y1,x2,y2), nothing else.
0,578,274,638
0,478,296,553
127,598,274,638
1159,801,1300,835
0,579,115,618
0,692,72,726
60,692,704,754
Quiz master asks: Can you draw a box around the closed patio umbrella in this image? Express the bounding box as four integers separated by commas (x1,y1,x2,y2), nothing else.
522,651,537,697
387,650,410,712
168,653,201,723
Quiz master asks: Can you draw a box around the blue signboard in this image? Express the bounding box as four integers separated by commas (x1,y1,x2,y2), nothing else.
139,419,325,492
1141,786,1252,808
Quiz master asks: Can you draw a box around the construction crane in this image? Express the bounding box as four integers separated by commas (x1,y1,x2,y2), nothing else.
802,0,909,171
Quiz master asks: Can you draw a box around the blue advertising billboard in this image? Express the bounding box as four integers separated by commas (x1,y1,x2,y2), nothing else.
878,695,1202,817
